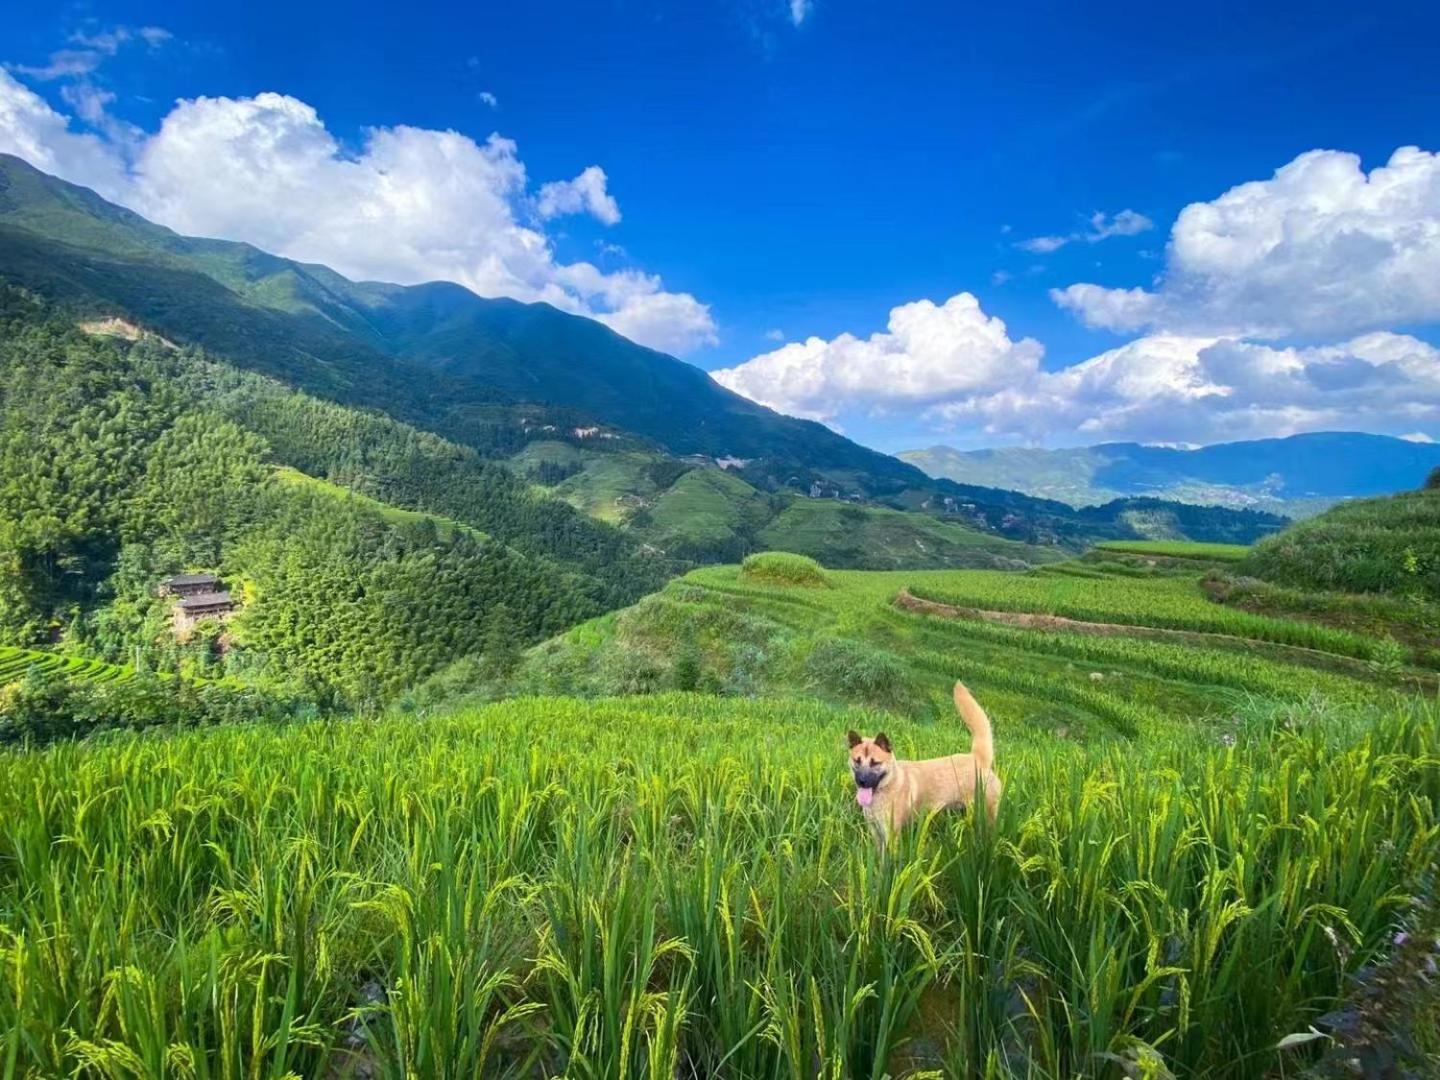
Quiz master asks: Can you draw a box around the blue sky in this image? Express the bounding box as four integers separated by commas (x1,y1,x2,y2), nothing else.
5,0,1440,452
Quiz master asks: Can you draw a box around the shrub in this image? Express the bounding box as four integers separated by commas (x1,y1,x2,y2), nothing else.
802,637,906,705
740,551,830,588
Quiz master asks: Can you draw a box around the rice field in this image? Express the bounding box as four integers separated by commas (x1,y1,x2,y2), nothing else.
0,645,139,687
4,549,1437,1077
1091,540,1252,562
1,693,1435,1078
904,567,1387,661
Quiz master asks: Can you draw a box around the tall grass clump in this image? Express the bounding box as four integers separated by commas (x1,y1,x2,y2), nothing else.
2,693,1437,1077
741,551,832,588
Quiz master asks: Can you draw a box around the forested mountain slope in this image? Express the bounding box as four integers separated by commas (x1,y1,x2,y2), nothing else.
0,288,663,701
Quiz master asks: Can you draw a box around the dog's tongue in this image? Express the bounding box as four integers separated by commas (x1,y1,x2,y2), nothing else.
856,786,874,808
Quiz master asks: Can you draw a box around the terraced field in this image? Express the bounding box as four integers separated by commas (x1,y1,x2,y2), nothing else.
459,545,1422,747
0,646,139,687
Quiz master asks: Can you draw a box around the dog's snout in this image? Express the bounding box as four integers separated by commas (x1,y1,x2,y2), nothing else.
853,766,885,789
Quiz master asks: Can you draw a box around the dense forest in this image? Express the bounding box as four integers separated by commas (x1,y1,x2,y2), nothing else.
0,288,665,704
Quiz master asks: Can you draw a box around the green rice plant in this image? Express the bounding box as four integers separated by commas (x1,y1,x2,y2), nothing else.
1094,540,1251,562
905,570,1381,660
1,693,1436,1077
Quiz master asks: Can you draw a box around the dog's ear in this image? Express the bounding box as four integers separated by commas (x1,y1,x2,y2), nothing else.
846,729,863,748
874,732,891,753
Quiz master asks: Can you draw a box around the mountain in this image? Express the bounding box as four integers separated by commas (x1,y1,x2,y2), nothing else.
0,152,1283,548
900,433,1440,518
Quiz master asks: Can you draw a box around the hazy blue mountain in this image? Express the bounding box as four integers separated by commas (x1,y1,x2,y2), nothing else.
900,433,1440,517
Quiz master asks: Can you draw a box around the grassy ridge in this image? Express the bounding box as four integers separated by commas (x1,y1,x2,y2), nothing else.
1094,539,1251,562
2,695,1435,1077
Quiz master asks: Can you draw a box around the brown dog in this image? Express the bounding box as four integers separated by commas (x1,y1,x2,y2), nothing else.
847,682,1001,848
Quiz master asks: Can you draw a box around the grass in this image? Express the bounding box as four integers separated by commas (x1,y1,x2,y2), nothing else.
0,645,141,687
1093,540,1251,562
549,452,662,524
7,534,1438,1076
741,551,832,588
1240,488,1440,600
461,554,1401,741
906,566,1388,662
1,694,1436,1077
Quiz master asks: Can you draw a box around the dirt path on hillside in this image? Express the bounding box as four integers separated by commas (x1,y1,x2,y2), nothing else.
893,588,1433,689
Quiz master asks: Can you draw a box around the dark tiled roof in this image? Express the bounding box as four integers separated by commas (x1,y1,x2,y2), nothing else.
166,573,219,588
178,591,234,611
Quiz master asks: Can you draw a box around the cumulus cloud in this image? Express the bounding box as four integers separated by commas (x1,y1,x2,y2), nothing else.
0,70,127,198
717,285,1440,445
536,165,621,225
1054,146,1440,339
930,331,1440,445
478,91,499,109
712,293,1043,422
1017,208,1153,254
0,72,715,353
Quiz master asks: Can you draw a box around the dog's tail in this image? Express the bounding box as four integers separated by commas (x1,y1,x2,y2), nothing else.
954,682,994,771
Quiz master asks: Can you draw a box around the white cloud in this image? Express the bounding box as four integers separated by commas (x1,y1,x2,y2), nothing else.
0,72,716,354
535,165,621,225
712,293,1043,422
0,70,127,198
1018,208,1153,253
1401,431,1435,443
478,91,499,109
932,330,1440,445
718,286,1440,445
1055,146,1440,339
789,0,813,26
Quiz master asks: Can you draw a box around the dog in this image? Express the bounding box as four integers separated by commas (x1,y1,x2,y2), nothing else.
847,681,1001,848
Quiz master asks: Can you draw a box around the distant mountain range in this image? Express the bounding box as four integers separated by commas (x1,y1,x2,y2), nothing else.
900,433,1440,518
0,152,1285,548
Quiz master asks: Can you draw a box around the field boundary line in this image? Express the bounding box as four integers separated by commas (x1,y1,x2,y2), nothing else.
893,588,1434,689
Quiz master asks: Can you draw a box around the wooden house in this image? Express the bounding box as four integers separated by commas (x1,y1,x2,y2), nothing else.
163,572,221,598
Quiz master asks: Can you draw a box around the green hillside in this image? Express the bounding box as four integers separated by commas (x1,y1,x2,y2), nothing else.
0,288,659,702
0,152,1286,550
757,499,1057,570
1241,488,1440,600
427,542,1428,713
